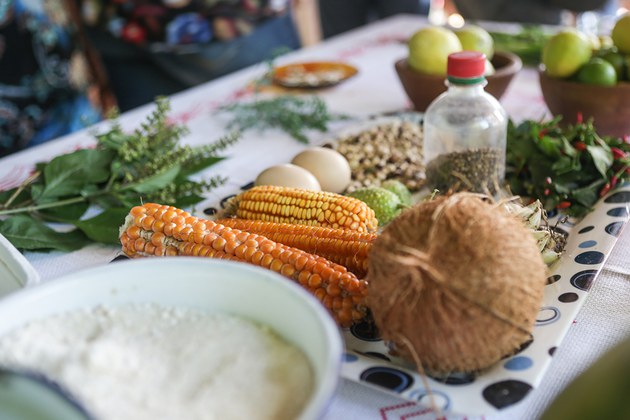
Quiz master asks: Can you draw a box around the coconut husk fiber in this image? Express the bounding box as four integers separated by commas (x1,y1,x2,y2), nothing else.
367,193,548,375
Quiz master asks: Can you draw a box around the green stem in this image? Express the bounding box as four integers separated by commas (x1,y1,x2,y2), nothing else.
0,195,89,216
1,171,40,209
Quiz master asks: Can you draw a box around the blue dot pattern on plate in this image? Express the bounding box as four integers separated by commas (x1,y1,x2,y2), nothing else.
604,191,630,203
359,367,414,393
578,225,594,234
409,389,451,411
344,353,358,362
605,221,624,237
504,356,533,371
350,321,381,342
574,251,605,265
570,269,598,291
559,292,579,303
607,207,629,217
536,306,560,325
429,371,476,385
220,194,236,208
357,351,391,361
546,274,561,285
578,240,597,248
240,181,255,190
482,380,532,409
202,207,217,216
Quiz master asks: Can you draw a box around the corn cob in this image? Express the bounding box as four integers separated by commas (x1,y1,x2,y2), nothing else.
220,185,379,233
119,203,369,326
215,218,376,278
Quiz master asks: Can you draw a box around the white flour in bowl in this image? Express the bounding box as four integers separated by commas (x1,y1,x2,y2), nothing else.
0,304,314,420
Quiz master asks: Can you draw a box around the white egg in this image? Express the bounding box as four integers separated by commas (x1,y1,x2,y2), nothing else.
255,163,321,190
291,147,352,193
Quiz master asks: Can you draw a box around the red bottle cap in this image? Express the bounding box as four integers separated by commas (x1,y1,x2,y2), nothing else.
447,51,486,78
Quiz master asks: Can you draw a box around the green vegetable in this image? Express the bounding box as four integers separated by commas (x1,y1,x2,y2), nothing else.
0,98,238,251
506,117,630,218
490,26,552,66
219,95,349,143
347,187,404,225
380,180,413,206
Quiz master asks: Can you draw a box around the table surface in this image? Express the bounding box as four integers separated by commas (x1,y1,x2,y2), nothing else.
1,14,629,420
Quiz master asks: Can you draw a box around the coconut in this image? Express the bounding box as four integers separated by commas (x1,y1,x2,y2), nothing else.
367,193,548,375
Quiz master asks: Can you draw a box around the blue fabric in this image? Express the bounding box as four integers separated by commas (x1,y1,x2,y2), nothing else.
0,0,103,156
88,12,300,111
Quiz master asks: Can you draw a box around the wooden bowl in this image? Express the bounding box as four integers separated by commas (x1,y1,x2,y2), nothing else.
395,51,522,112
539,70,630,138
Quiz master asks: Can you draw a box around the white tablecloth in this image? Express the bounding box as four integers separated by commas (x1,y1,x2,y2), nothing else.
1,14,628,420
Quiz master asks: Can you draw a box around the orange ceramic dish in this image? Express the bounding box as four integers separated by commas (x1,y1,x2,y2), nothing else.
273,61,359,88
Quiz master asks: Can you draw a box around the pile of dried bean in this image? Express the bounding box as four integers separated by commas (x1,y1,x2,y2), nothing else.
324,120,425,192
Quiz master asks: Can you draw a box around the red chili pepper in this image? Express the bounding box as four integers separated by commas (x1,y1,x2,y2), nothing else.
574,141,587,152
624,135,630,144
599,182,611,197
538,128,549,139
544,188,551,196
545,177,552,184
611,147,627,160
557,200,572,209
576,112,583,124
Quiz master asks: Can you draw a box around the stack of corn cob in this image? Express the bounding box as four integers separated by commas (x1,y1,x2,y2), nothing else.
119,186,379,327
119,186,566,327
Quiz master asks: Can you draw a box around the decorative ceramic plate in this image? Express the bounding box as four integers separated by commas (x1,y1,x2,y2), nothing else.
192,113,629,416
273,61,359,88
340,183,630,415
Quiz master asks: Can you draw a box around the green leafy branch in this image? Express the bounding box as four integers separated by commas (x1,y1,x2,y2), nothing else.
0,98,239,251
220,95,349,143
506,116,629,217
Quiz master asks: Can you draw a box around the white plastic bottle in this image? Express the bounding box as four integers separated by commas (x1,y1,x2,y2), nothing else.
422,51,508,194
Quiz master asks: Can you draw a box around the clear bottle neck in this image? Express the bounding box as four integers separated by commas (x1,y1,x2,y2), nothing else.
445,77,487,95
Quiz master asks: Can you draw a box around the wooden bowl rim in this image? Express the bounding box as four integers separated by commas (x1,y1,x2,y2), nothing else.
538,69,630,91
395,51,522,80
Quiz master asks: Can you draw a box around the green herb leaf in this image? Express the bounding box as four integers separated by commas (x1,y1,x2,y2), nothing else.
220,95,349,143
75,207,130,245
40,148,113,199
124,165,181,194
586,144,613,177
0,215,90,251
506,117,630,217
0,98,234,251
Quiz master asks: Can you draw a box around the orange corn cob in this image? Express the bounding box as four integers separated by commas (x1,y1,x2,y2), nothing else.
220,185,378,233
119,203,369,326
214,218,376,278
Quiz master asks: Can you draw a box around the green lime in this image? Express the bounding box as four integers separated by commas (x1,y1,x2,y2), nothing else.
612,13,630,54
380,180,413,206
542,29,592,78
347,187,402,225
576,58,617,86
600,50,626,79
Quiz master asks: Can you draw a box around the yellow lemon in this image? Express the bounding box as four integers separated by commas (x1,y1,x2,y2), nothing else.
542,29,592,78
456,25,494,59
408,26,462,76
612,13,630,54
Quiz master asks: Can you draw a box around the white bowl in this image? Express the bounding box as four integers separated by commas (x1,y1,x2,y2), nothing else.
0,258,343,419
